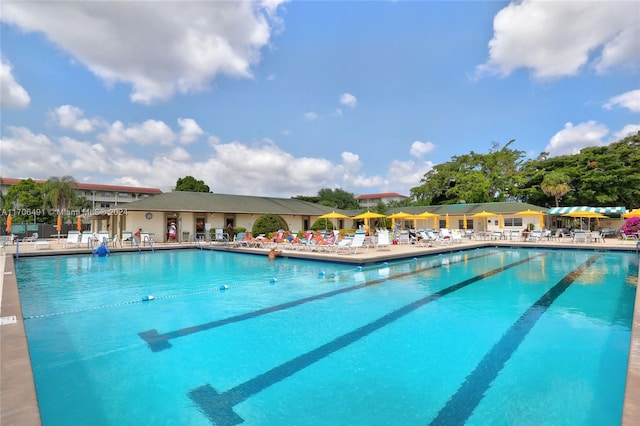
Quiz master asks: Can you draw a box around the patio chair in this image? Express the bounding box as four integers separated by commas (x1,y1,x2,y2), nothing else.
375,230,391,250
80,231,94,248
96,231,110,245
573,231,588,244
63,230,81,248
121,230,133,247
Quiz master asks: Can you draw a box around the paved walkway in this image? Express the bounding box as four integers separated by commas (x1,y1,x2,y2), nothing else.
2,236,639,425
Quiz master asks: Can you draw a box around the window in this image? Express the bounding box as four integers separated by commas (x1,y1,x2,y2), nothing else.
504,217,523,227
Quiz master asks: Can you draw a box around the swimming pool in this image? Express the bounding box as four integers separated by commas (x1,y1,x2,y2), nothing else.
16,248,637,425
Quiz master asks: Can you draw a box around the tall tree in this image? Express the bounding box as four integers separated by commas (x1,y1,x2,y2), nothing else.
42,176,77,219
411,140,525,205
317,188,359,210
174,176,210,192
540,171,571,207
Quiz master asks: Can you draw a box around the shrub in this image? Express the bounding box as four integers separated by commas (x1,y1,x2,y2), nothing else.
621,217,640,234
251,214,288,236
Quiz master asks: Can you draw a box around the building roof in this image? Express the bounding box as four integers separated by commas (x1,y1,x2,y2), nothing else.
123,191,349,215
357,192,408,200
0,177,162,194
387,201,547,215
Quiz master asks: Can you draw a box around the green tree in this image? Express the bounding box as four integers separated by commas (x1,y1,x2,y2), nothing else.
317,188,359,210
4,179,45,223
175,176,210,192
540,171,571,207
411,140,525,205
42,176,77,222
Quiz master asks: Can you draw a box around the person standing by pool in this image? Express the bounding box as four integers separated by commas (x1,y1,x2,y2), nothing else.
168,223,177,242
134,228,142,245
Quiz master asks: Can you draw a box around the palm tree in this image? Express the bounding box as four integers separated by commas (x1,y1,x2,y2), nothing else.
541,171,571,207
42,176,77,220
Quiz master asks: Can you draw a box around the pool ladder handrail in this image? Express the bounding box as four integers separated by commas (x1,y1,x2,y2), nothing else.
191,234,203,250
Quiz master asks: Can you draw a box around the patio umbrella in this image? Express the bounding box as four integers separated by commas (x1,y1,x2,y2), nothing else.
445,213,450,229
352,211,386,231
471,211,497,231
56,214,62,232
77,216,83,231
622,209,640,219
499,214,504,229
562,211,607,230
417,211,439,229
514,209,546,229
387,211,413,230
5,214,12,233
463,214,467,229
318,211,349,230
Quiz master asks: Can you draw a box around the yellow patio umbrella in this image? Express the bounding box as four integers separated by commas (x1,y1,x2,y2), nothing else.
445,213,450,229
471,211,497,231
5,214,12,233
352,211,386,231
499,214,504,229
387,211,413,230
562,211,607,230
514,209,546,229
417,211,439,229
318,211,349,230
463,214,467,229
622,209,640,219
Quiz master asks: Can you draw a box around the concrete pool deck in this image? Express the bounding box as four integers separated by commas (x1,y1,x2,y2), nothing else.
2,236,639,425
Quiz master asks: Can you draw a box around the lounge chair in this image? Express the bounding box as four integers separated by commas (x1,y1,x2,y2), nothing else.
80,231,94,248
30,233,50,250
63,230,81,248
397,230,410,245
436,229,452,245
450,229,463,243
573,231,588,244
96,231,110,245
375,230,391,250
527,230,542,242
212,228,228,244
336,232,368,255
417,231,436,247
121,231,133,247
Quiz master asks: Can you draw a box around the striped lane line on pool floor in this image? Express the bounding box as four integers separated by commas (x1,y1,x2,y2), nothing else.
428,253,602,426
139,250,496,352
188,253,546,426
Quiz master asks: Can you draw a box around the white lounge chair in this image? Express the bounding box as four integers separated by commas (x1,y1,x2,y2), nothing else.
80,231,94,248
31,233,50,250
96,231,110,245
336,232,368,255
450,229,463,243
573,231,588,244
375,230,391,250
63,230,81,248
436,229,452,245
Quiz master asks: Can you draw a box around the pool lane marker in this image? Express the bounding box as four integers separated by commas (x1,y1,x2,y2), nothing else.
429,253,601,426
188,253,545,426
139,250,497,352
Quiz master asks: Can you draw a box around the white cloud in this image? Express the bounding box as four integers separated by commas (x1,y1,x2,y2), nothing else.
603,89,640,112
545,121,609,157
477,0,640,79
612,124,640,141
0,59,30,109
410,141,435,158
0,1,288,104
123,120,176,146
304,112,319,120
50,105,98,133
339,92,357,108
177,118,204,144
0,127,66,177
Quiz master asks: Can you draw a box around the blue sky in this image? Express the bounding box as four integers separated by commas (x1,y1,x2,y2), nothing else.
1,0,638,198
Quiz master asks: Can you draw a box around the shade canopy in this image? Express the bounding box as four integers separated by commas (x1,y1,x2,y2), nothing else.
562,211,608,219
387,211,413,219
318,211,350,219
514,209,546,216
622,209,640,219
471,211,497,218
417,211,439,218
352,211,386,220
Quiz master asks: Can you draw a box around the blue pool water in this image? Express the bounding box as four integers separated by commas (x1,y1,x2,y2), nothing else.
16,248,637,425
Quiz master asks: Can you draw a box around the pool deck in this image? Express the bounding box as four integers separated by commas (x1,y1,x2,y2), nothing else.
2,236,639,425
